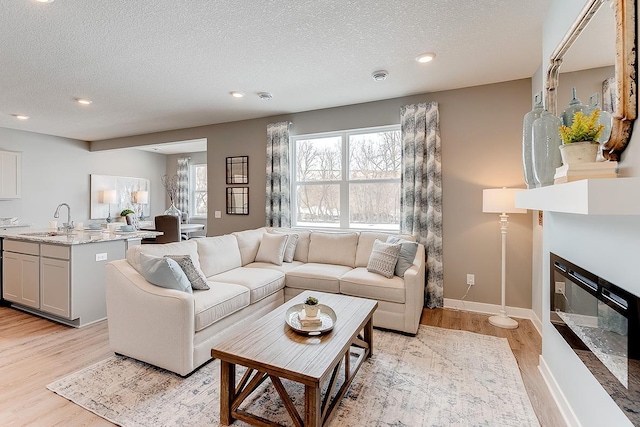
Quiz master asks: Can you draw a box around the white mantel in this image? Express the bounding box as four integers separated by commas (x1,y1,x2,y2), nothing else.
515,178,640,215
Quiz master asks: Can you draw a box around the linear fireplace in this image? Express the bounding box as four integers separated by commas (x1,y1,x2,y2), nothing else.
550,253,640,424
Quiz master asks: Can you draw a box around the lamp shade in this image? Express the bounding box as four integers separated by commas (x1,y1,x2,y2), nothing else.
101,189,117,204
482,188,526,214
134,190,149,204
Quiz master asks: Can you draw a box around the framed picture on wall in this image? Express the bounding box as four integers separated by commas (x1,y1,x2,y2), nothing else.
226,156,248,184
226,187,249,215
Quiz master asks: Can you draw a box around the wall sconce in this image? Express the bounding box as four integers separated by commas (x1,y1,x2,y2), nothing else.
100,189,117,223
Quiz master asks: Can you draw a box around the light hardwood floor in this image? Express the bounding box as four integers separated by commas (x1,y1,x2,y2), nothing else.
0,306,564,426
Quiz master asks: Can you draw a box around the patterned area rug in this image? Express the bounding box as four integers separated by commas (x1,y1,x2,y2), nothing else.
47,326,539,426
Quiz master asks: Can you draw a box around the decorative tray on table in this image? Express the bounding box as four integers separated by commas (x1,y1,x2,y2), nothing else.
285,304,337,336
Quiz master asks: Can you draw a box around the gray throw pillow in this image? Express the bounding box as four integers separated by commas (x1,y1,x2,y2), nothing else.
387,236,419,277
164,254,210,290
366,239,401,279
139,253,193,293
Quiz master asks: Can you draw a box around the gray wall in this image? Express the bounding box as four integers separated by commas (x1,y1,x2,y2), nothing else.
0,127,166,227
93,79,534,310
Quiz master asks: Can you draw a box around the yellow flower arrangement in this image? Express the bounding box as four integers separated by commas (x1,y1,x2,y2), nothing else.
558,110,605,144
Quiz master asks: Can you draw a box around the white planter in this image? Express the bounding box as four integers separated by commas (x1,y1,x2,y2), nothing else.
559,142,599,164
304,304,319,317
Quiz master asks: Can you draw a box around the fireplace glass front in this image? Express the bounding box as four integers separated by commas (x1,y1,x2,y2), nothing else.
550,253,640,423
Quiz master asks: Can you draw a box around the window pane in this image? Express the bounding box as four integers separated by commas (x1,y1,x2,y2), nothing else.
349,130,401,180
296,137,342,181
195,165,207,191
349,183,401,230
296,184,340,227
194,192,207,216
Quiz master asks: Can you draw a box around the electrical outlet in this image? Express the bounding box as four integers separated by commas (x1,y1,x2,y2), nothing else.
555,281,565,295
95,253,107,262
466,274,475,286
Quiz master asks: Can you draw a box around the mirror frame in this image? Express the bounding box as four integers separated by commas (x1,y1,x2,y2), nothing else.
546,0,637,160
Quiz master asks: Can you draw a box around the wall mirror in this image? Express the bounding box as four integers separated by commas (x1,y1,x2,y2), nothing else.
226,156,248,184
226,187,249,215
546,0,636,160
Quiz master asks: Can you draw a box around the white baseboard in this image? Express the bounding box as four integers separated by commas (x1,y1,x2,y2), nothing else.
443,298,542,335
538,356,581,427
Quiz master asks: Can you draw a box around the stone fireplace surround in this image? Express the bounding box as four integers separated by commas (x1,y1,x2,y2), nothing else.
517,177,640,427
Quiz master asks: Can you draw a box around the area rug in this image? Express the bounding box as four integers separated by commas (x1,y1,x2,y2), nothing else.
47,326,539,426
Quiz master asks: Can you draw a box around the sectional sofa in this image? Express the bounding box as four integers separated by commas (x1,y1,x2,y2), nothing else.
105,227,426,376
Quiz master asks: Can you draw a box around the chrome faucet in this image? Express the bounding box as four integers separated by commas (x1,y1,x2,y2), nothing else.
54,203,74,232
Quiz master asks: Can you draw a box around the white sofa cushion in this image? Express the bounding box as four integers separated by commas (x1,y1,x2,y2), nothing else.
209,267,285,304
308,232,358,267
255,233,288,265
245,261,305,273
196,235,242,277
127,240,201,274
193,282,250,332
285,263,353,293
232,228,266,266
340,267,406,304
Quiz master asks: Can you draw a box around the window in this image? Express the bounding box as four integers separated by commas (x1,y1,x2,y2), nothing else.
291,125,401,230
190,164,207,217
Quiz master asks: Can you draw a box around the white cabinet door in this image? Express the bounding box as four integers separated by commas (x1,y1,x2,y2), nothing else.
40,257,70,318
0,151,21,199
2,251,40,308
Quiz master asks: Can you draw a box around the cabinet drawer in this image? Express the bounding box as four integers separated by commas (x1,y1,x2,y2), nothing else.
41,244,70,260
3,240,39,256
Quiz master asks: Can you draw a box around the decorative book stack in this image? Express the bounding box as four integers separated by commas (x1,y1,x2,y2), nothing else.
554,161,618,184
299,309,322,327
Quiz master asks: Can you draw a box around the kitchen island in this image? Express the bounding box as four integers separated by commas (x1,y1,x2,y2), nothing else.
0,228,161,327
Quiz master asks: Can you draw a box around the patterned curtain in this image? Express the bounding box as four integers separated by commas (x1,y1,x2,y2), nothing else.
266,121,291,227
176,157,190,218
400,102,443,308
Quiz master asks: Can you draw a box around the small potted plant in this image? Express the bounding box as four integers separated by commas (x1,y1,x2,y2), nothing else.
304,296,319,317
558,110,605,164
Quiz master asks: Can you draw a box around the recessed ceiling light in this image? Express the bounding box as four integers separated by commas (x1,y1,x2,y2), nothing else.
12,114,30,120
230,91,244,98
415,53,436,63
258,92,273,100
76,98,93,105
35,0,55,3
371,70,389,81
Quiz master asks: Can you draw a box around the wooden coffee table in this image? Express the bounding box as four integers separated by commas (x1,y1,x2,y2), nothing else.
211,291,377,427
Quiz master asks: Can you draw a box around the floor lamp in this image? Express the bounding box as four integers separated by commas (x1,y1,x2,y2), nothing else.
482,187,526,329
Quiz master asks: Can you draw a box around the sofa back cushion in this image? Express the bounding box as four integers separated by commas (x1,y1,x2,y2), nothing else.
232,227,266,266
126,240,200,274
196,235,242,277
271,228,311,263
308,231,358,267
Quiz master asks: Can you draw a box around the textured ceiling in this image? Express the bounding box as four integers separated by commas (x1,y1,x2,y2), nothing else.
0,0,550,142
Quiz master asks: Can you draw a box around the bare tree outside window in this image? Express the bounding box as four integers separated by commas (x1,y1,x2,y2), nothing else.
293,126,400,230
191,164,207,216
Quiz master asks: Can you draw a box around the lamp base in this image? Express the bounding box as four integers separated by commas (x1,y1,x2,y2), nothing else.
488,312,518,329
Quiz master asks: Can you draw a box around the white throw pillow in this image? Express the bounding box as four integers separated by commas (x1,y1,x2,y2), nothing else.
271,230,299,263
139,253,193,293
366,239,402,279
255,233,288,266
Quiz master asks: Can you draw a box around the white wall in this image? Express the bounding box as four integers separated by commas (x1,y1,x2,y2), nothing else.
538,1,640,425
0,127,166,227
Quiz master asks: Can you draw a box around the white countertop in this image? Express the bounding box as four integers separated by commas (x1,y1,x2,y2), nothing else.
0,228,162,245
